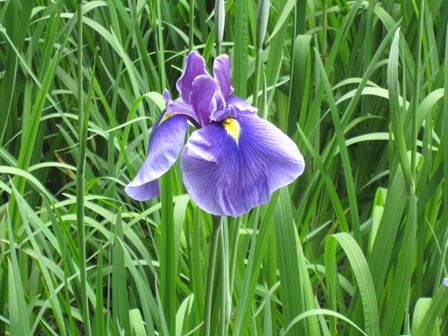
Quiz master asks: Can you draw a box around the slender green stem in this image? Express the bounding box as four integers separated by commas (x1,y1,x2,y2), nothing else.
204,216,222,336
219,223,229,335
443,24,448,281
411,0,424,177
261,74,268,119
76,1,91,335
161,169,176,335
229,216,241,295
322,0,328,57
189,0,195,49
156,0,166,89
254,0,269,108
214,0,224,55
216,41,222,57
253,48,262,108
411,0,424,300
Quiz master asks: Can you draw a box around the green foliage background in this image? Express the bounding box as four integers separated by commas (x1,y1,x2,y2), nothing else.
1,0,448,335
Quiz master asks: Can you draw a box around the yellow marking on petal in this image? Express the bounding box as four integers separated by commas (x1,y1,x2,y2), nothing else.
159,112,173,125
222,117,240,143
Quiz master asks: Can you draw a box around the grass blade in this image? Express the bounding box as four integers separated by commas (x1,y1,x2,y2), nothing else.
112,212,131,335
7,213,32,336
414,285,448,336
326,233,380,336
387,28,413,191
275,188,319,334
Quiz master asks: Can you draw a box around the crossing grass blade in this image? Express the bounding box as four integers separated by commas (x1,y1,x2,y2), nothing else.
443,23,448,288
326,233,380,336
0,0,33,145
232,0,249,97
296,126,349,233
112,211,131,336
8,51,59,233
314,48,361,243
284,309,367,336
275,188,319,334
412,298,432,334
288,34,312,136
365,168,408,291
387,28,413,191
10,186,72,335
233,194,279,335
380,180,418,334
265,0,295,44
414,285,448,336
7,212,32,336
129,308,146,336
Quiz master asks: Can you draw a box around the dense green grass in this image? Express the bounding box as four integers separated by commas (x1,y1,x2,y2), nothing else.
1,0,448,335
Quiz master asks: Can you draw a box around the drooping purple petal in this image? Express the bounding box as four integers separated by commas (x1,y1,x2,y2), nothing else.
125,179,160,201
125,111,189,201
227,96,258,114
176,51,208,104
181,112,305,216
213,54,233,100
189,75,218,127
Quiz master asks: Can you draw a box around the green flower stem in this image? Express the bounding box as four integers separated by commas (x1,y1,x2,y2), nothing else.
411,0,424,177
76,1,91,335
322,0,328,57
204,216,222,336
161,168,176,335
219,224,229,335
189,0,195,49
216,39,222,57
225,216,242,335
156,0,166,89
229,216,241,295
253,48,262,108
254,0,269,108
214,0,224,55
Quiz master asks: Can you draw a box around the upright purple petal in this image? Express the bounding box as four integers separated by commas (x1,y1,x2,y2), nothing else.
213,54,233,100
163,89,171,103
181,112,305,216
189,75,218,127
176,51,208,104
125,112,188,201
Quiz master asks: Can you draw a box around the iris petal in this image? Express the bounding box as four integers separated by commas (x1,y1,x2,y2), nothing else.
213,54,233,100
125,179,160,201
125,111,188,200
176,51,208,104
227,96,258,114
189,75,218,127
181,113,305,216
165,98,197,120
212,105,237,122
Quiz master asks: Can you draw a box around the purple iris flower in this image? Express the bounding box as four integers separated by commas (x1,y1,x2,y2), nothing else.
125,51,305,216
